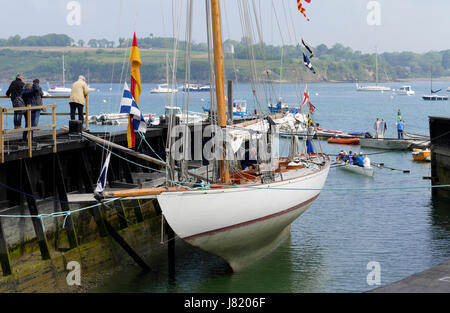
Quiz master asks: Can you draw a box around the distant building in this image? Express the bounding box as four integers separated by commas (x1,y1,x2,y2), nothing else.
224,43,235,54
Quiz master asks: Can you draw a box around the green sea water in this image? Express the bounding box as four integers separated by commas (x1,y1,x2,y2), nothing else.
3,81,448,292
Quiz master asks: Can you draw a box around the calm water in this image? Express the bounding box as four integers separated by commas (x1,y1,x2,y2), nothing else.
2,81,449,292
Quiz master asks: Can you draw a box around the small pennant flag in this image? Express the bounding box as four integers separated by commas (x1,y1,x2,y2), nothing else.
308,101,316,113
297,0,310,21
94,151,111,195
120,82,147,138
302,38,314,58
303,53,316,74
307,113,313,127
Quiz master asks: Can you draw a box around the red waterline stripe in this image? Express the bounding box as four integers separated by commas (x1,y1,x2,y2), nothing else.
183,193,320,241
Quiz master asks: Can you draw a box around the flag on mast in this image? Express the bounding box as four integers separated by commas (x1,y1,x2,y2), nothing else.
94,151,112,195
297,0,310,21
300,85,309,112
127,32,142,148
120,82,147,133
303,53,316,74
301,38,314,58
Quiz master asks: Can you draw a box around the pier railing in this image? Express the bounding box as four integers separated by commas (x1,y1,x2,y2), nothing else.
0,103,58,162
0,95,90,130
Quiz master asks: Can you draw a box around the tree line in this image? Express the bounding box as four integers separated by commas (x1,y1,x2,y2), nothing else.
0,33,449,83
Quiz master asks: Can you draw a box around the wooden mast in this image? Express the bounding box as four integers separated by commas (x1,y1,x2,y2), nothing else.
210,0,230,184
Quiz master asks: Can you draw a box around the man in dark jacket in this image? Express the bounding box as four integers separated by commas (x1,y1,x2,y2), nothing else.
5,74,25,128
21,79,44,141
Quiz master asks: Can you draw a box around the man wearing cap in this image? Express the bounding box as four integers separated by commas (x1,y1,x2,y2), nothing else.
6,74,25,128
69,75,90,125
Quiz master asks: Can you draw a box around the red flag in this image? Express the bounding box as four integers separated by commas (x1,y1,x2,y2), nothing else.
127,32,142,149
297,0,310,21
300,85,309,111
304,0,311,3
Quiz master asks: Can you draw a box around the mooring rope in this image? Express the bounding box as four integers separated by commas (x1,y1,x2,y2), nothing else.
0,198,119,229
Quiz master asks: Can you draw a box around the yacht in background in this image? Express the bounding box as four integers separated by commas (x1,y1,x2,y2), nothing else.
423,68,448,101
151,84,178,94
395,85,415,96
356,47,391,92
47,54,95,94
180,83,211,92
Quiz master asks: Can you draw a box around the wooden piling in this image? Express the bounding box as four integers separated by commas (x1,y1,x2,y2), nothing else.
0,218,12,276
90,205,108,238
134,200,144,223
27,105,32,158
22,159,51,260
103,218,151,272
54,154,78,249
114,201,128,230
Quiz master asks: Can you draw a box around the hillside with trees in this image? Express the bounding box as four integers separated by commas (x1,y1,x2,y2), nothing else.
0,34,449,84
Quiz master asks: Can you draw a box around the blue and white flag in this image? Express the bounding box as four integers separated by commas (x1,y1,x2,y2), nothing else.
94,151,111,194
120,82,147,133
303,53,316,74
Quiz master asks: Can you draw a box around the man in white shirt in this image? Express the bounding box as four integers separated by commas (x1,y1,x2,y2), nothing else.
363,155,371,168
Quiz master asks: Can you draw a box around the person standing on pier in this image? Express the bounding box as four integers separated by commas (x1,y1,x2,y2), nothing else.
380,119,387,138
397,109,402,122
69,75,89,126
21,79,44,141
397,119,405,139
373,118,380,138
5,74,25,129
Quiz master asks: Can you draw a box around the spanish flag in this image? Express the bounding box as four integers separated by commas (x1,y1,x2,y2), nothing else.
127,32,142,148
297,0,310,21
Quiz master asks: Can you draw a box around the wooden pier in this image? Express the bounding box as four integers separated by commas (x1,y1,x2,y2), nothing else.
0,95,173,290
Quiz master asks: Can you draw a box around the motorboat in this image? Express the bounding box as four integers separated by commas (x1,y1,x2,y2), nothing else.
203,99,249,117
395,85,415,96
151,84,178,94
180,84,211,92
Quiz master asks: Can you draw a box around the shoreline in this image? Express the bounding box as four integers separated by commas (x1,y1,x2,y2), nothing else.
1,78,450,84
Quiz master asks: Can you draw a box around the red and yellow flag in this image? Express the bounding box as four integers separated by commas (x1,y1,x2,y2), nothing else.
297,0,310,21
127,32,142,148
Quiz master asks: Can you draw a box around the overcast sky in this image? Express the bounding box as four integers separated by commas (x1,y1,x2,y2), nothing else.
0,0,448,53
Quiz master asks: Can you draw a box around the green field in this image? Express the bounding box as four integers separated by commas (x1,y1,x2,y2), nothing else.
0,45,449,84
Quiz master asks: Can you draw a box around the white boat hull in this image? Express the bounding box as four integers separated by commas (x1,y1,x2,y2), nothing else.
157,157,330,271
48,87,72,94
357,86,391,92
338,163,374,177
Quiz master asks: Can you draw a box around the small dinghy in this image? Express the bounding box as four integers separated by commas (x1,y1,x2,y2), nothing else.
336,161,374,177
328,138,360,145
412,149,431,162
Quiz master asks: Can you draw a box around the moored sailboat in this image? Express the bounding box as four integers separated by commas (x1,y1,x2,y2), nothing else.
98,0,330,271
